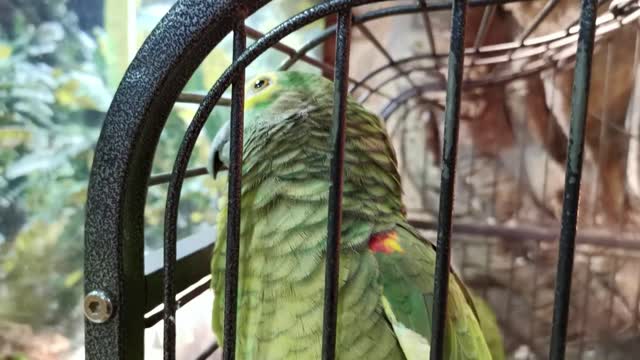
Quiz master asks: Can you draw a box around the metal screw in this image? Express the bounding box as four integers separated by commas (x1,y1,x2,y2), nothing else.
84,290,114,323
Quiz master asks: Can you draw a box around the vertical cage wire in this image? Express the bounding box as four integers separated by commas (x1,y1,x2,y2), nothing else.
429,0,467,358
417,0,439,70
222,14,247,360
161,12,249,360
84,1,637,358
355,23,418,89
549,0,598,359
163,152,177,360
322,8,352,360
154,3,369,358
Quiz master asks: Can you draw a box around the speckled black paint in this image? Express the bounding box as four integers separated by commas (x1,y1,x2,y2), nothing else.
550,1,598,359
85,1,269,359
84,0,598,358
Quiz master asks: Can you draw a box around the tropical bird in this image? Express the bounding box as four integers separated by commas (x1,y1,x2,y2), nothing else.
208,71,500,359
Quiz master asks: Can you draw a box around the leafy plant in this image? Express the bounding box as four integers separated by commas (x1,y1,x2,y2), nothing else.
0,0,324,353
0,0,108,332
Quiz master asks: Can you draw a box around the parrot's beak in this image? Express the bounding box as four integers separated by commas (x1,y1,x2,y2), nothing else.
208,121,230,179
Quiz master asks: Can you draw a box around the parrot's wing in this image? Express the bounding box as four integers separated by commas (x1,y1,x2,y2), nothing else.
396,222,482,322
396,223,504,360
469,293,506,360
381,295,431,359
372,223,493,360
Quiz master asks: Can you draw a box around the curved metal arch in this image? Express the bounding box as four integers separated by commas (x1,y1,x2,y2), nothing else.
381,83,447,120
279,1,634,98
357,67,444,103
85,0,620,358
85,1,271,358
160,1,379,359
351,18,628,96
160,0,523,357
377,61,555,120
279,0,528,71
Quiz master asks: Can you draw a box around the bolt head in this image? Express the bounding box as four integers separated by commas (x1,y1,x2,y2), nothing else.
84,290,113,323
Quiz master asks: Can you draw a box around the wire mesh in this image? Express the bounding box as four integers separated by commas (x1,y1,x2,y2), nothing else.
83,0,640,359
219,15,247,360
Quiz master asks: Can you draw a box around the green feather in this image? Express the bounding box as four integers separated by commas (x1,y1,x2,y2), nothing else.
374,224,493,360
210,71,499,359
470,293,505,360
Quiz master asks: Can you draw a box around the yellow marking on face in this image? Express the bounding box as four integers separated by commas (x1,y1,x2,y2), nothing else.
245,72,278,110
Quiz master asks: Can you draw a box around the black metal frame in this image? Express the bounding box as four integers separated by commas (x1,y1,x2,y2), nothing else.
549,1,597,358
429,1,467,357
84,0,639,359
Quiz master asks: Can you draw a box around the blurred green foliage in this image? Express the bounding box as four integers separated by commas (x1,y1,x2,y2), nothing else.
0,0,108,332
0,0,324,347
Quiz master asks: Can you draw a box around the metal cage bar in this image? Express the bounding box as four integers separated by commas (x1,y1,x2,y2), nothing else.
145,0,632,189
549,0,598,359
177,94,231,105
148,167,208,187
430,0,467,358
417,0,439,64
196,343,220,360
245,26,389,98
84,1,271,358
518,0,559,44
82,0,625,359
322,8,353,360
153,3,377,360
222,15,247,360
161,16,250,360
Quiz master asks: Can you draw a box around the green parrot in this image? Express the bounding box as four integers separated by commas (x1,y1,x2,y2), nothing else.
470,293,505,360
208,70,499,359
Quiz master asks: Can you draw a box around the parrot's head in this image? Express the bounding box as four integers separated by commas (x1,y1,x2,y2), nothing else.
208,71,335,178
208,70,404,218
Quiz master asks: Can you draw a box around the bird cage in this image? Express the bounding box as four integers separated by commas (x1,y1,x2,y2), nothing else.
83,0,640,359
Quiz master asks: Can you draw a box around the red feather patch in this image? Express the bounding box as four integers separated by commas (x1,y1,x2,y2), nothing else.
368,230,404,254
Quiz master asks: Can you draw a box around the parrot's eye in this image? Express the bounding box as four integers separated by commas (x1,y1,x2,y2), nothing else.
253,78,270,90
